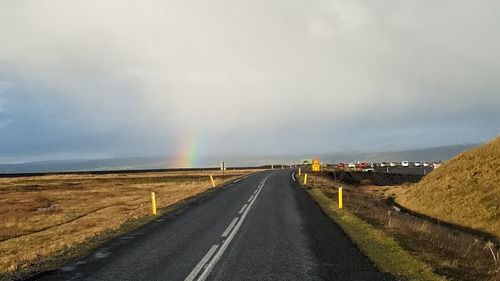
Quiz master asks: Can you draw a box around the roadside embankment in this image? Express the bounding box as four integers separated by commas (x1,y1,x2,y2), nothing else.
308,188,445,281
300,172,499,281
325,170,423,186
395,137,500,238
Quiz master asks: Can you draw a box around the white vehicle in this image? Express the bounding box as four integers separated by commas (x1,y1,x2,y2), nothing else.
414,161,422,167
389,162,397,167
423,162,430,167
401,161,409,167
348,163,356,168
363,168,374,172
380,162,388,167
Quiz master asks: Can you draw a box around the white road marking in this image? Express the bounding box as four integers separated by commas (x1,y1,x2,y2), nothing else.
184,244,219,281
196,176,269,281
291,172,296,182
247,195,254,202
221,217,239,237
238,204,248,215
233,179,241,183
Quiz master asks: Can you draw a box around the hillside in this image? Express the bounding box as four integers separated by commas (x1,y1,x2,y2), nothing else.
396,137,500,237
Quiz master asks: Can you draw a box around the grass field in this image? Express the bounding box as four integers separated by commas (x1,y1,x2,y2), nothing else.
0,170,254,279
301,172,499,281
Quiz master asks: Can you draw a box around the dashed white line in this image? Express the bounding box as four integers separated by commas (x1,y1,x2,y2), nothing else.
247,195,254,202
196,176,269,281
221,217,239,238
238,204,248,215
184,244,219,281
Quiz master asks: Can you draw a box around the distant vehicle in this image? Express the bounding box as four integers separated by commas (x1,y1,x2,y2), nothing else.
402,161,409,167
336,162,345,168
423,162,430,167
362,168,374,172
348,163,356,168
358,162,369,169
390,162,397,167
380,162,388,167
370,163,376,168
414,162,422,167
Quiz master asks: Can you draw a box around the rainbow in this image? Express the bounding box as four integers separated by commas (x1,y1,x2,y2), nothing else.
173,131,203,168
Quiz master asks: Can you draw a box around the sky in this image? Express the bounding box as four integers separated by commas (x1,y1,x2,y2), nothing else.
0,0,499,165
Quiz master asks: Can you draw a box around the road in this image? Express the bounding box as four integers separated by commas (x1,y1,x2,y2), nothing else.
29,169,394,281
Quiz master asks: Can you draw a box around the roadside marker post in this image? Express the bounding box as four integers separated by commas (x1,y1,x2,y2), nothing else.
210,175,216,187
221,161,226,184
151,192,157,215
304,173,308,185
298,168,301,176
338,187,343,209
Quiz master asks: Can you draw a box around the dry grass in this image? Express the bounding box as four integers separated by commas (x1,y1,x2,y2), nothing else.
307,172,499,281
0,170,253,277
309,188,445,281
396,137,500,237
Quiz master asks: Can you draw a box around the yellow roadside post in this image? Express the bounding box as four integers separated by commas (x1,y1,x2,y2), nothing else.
338,187,343,209
151,192,157,215
304,173,308,185
210,175,216,187
298,168,301,176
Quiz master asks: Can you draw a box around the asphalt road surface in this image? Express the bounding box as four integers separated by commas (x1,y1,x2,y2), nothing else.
29,169,395,281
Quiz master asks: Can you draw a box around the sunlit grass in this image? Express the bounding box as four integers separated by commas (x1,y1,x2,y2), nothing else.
0,170,253,278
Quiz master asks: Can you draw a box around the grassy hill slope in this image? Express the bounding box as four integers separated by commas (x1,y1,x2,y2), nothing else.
396,137,500,237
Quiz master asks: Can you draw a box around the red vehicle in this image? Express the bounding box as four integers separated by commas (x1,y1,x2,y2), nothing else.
358,162,369,169
336,162,345,168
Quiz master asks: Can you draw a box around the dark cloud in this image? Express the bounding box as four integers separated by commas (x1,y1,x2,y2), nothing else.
0,0,499,164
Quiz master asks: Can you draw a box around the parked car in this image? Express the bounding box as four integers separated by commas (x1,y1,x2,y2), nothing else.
423,162,430,167
402,161,409,167
414,161,422,167
358,162,369,169
362,168,374,172
336,162,345,168
348,163,356,168
380,162,388,167
390,162,397,167
370,163,376,168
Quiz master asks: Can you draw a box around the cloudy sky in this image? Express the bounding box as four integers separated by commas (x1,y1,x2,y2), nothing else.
0,0,499,165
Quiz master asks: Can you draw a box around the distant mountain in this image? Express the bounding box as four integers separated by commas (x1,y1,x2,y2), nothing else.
0,143,478,174
320,144,477,163
0,157,172,174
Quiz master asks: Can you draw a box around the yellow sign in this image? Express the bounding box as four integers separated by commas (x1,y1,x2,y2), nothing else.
312,159,321,172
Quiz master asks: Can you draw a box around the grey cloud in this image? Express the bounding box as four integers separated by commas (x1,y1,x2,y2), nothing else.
0,0,499,164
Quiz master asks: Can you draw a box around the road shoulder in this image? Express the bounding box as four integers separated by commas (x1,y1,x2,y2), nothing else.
308,188,446,281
